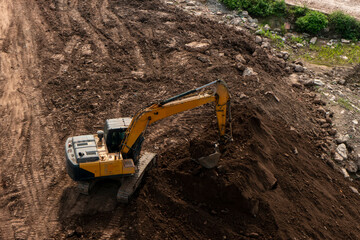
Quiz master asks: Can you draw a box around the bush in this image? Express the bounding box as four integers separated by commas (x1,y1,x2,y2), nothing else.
296,11,328,34
247,0,274,17
272,0,286,16
288,6,309,19
220,0,242,9
221,0,286,17
329,11,360,40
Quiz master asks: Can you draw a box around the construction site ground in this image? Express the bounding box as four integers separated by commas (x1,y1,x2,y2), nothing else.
1,0,360,239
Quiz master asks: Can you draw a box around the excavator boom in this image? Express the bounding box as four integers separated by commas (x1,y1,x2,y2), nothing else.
121,80,230,154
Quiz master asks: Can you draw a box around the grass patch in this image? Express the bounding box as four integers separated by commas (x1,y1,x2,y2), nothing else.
257,29,285,47
336,97,353,111
289,35,304,44
300,44,360,66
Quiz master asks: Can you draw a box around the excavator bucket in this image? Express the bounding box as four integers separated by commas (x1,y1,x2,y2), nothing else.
193,144,220,169
196,151,221,168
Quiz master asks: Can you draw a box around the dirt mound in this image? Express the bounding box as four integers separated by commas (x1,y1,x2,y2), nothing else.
2,0,360,239
38,0,360,238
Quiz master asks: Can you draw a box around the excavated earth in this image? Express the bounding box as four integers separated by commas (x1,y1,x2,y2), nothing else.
1,0,360,239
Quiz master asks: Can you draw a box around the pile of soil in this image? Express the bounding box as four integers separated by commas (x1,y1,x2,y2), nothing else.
2,0,360,239
38,0,360,239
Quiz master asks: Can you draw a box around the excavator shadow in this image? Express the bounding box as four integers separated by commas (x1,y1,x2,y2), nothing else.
58,179,120,220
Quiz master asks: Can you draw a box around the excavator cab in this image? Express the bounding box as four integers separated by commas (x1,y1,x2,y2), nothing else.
104,118,144,162
104,118,131,153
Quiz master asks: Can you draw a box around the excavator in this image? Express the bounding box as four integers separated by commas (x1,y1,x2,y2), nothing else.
65,80,231,202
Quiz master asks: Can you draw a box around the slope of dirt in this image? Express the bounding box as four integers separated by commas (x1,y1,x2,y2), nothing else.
1,0,360,239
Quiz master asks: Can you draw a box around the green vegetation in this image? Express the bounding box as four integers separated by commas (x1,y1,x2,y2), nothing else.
289,35,304,44
221,0,360,40
220,0,286,17
295,11,328,34
301,44,360,65
336,97,354,111
329,11,360,40
257,28,284,47
288,5,309,19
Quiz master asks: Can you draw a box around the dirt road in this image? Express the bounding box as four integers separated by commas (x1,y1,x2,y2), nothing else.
0,0,67,239
1,0,360,239
286,0,360,19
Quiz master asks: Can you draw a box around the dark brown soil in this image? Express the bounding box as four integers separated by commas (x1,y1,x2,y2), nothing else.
2,0,360,239
189,139,217,159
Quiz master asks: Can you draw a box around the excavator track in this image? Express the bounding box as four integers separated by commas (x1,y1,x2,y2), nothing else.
117,152,157,203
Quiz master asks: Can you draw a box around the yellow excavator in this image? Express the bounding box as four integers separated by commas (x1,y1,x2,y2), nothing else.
65,80,231,202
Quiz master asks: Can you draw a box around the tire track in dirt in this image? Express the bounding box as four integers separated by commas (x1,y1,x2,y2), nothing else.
82,0,149,74
0,0,67,239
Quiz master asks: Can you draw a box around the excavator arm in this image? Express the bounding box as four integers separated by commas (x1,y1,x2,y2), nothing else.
120,80,231,154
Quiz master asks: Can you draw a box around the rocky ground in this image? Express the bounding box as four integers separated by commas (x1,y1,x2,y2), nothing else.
1,0,360,239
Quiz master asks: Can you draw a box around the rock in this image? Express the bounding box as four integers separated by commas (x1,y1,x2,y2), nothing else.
334,152,344,162
336,134,350,144
263,24,270,31
240,93,249,99
294,65,304,72
284,22,291,30
340,55,348,61
341,39,351,44
255,36,262,44
281,51,289,60
341,168,350,178
313,97,326,105
236,62,246,71
353,120,358,125
241,11,249,17
261,41,270,49
216,11,223,15
185,41,210,52
328,129,337,136
296,43,304,48
313,79,325,86
346,161,358,173
336,143,348,160
231,18,242,26
247,17,254,23
317,107,326,117
235,54,246,64
249,232,259,238
67,230,76,237
243,67,258,77
349,186,359,194
250,22,258,28
293,147,298,155
276,52,283,58
255,29,263,35
75,226,83,235
338,79,346,85
187,1,196,6
303,33,310,38
310,37,317,44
